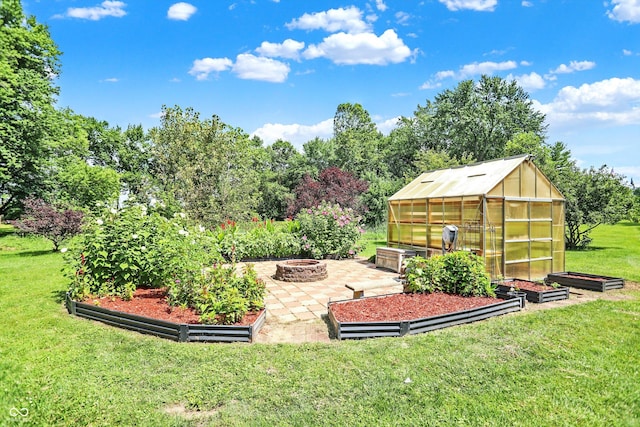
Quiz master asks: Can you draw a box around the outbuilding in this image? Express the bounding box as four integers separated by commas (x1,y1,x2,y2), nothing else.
386,155,565,280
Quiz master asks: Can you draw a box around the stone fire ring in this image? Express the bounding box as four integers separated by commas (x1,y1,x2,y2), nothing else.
274,259,328,282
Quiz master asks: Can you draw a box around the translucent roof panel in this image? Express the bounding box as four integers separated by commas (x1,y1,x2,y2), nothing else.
390,155,537,200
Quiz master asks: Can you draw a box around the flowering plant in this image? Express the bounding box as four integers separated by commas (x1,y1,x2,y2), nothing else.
296,202,364,259
65,204,220,300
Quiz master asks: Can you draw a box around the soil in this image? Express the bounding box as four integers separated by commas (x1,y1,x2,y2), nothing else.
558,274,608,282
86,288,263,326
502,279,555,292
329,292,500,322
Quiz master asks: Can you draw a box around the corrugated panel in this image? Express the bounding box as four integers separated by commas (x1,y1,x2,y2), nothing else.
389,155,531,200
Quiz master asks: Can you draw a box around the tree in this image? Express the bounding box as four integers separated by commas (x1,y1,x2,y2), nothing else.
56,159,120,210
333,103,387,178
301,137,338,175
413,149,475,174
563,166,634,249
149,106,261,226
0,0,61,217
287,167,369,217
412,75,546,162
10,197,83,251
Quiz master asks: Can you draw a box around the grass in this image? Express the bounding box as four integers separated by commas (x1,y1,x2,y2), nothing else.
565,221,640,282
1,223,639,426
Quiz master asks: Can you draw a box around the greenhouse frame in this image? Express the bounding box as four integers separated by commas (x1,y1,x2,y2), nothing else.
387,155,565,280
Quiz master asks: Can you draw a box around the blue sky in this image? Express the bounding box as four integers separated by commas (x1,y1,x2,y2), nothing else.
24,0,640,184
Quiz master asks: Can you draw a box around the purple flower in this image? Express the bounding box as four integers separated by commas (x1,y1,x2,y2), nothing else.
302,235,307,241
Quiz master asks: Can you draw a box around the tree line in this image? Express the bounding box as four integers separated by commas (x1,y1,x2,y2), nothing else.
2,0,637,249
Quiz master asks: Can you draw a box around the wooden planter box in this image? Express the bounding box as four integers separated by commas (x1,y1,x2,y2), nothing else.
494,279,570,304
546,272,625,292
327,295,523,340
375,247,416,273
66,294,265,343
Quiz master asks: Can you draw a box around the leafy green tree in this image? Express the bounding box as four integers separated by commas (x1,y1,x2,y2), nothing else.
333,103,387,178
413,149,475,174
302,137,338,175
56,158,120,210
0,0,61,217
412,75,546,162
149,106,261,226
563,166,634,249
256,140,306,219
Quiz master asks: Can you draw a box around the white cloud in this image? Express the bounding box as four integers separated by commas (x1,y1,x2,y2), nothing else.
101,77,119,83
188,57,233,80
422,60,520,89
439,0,497,12
549,60,596,74
395,11,411,25
251,116,398,147
251,119,334,147
303,29,412,65
623,49,633,55
376,116,401,134
458,60,518,77
506,72,545,91
286,7,370,34
535,77,640,127
256,39,305,60
66,1,126,20
522,1,533,7
232,54,290,83
606,0,640,23
167,3,197,21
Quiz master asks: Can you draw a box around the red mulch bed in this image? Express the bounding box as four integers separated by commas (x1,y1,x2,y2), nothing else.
330,292,500,323
502,279,555,292
560,274,607,282
86,288,262,326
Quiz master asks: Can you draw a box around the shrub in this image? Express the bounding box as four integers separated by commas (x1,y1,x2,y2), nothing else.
10,198,84,251
404,252,494,297
296,202,364,259
287,167,369,217
217,219,301,261
65,205,221,300
177,263,265,325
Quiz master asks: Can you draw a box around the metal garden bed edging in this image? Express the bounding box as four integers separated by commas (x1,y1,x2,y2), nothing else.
65,294,265,343
494,280,570,303
327,295,523,340
546,272,625,292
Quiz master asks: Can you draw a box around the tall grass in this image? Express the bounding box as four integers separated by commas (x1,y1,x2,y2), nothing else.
1,224,639,426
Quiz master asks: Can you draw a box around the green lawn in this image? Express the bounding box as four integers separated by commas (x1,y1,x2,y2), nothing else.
1,224,639,426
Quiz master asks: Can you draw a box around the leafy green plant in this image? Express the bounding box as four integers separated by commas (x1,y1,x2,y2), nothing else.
296,202,364,259
65,205,221,300
404,252,494,297
184,263,265,324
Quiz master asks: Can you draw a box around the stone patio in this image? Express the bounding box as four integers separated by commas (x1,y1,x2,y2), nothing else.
237,258,403,343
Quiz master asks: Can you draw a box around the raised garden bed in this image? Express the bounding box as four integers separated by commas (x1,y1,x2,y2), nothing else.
546,272,625,292
494,278,570,303
327,292,524,340
65,293,265,343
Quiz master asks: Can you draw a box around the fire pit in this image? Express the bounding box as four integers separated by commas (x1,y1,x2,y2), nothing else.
274,259,328,282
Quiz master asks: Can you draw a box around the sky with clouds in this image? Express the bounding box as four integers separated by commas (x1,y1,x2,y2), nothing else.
24,0,640,184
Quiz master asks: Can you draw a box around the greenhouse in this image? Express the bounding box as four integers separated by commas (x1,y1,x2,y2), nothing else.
387,155,565,280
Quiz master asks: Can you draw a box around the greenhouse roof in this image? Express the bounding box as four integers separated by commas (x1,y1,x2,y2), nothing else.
389,154,531,200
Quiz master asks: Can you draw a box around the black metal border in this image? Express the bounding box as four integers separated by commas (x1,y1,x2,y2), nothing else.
66,294,265,343
546,272,625,292
327,294,523,340
495,280,570,303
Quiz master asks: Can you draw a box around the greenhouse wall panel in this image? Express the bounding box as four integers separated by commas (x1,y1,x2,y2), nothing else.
387,155,564,280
